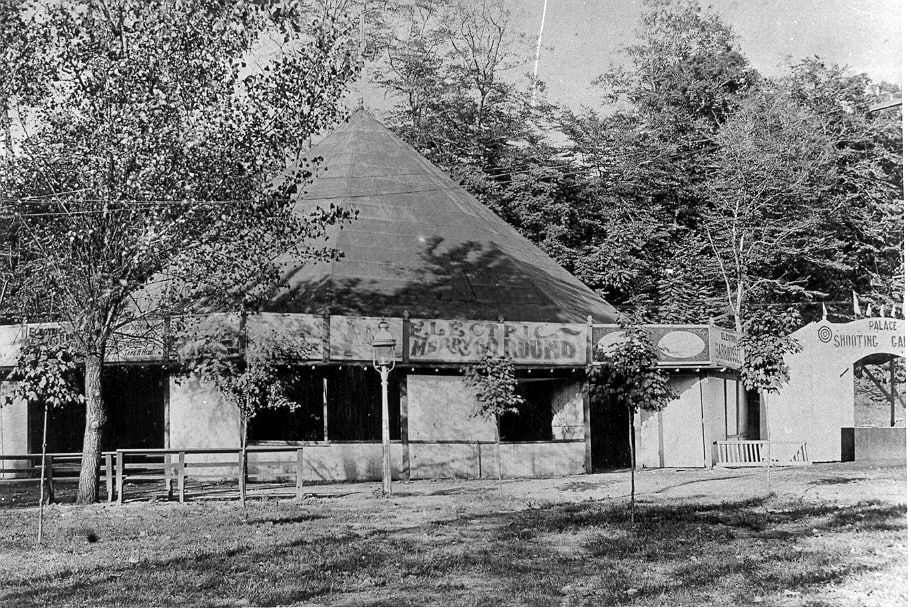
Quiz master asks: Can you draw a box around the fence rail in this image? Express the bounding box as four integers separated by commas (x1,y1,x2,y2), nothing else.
714,440,810,467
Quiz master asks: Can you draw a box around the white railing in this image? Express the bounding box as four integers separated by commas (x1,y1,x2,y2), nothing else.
714,440,810,467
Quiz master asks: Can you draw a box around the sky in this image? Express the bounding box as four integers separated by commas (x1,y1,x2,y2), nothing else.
499,0,903,109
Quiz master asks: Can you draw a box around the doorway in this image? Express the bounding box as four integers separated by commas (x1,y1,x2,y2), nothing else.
589,394,631,470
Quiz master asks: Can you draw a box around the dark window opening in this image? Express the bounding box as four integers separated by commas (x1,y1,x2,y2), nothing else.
499,380,556,442
248,369,325,443
327,367,401,441
28,365,165,453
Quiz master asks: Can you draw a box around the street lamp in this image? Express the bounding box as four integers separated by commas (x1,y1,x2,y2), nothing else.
371,319,396,496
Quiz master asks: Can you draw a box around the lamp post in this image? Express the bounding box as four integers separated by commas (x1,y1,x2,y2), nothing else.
371,319,396,496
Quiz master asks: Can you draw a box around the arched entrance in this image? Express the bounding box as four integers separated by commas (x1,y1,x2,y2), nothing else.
763,317,905,462
853,354,905,428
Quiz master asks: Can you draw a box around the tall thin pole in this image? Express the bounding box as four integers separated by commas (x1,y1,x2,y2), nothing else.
37,403,48,545
380,366,392,496
890,358,896,427
531,0,548,104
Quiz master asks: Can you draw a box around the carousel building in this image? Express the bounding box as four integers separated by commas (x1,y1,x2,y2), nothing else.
1,111,762,480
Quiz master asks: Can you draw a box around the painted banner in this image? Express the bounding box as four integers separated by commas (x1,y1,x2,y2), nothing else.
504,322,587,365
593,324,714,367
709,326,742,369
107,318,167,362
246,313,325,361
329,316,403,361
409,319,500,362
648,326,710,364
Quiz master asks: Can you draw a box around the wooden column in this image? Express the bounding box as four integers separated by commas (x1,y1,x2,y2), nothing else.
399,376,410,481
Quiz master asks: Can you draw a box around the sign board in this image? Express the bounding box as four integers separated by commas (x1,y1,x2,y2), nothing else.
709,326,742,369
169,313,242,359
593,324,716,367
814,317,904,354
108,318,166,363
648,326,711,365
329,316,403,361
409,319,500,362
0,324,26,367
246,313,325,361
504,322,587,365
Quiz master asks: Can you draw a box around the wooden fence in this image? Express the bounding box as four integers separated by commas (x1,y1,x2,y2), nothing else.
714,440,810,467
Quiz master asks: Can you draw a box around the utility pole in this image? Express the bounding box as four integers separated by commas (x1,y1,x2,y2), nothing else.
531,0,547,105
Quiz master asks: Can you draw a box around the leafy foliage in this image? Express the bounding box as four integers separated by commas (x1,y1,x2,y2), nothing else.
739,307,803,393
463,349,524,422
0,0,362,502
176,319,305,446
2,339,84,409
586,323,675,416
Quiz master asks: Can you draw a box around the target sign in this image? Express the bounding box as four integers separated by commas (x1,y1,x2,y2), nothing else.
817,326,833,343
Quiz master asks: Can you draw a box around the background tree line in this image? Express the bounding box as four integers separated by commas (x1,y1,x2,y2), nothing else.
372,0,903,331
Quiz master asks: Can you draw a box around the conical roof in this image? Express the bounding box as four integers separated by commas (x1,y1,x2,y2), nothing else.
265,109,617,324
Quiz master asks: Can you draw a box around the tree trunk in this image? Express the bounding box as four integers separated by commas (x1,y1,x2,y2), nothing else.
628,404,636,524
495,413,502,491
76,353,106,504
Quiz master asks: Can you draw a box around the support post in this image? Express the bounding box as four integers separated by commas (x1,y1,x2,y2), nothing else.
380,366,392,496
890,358,896,427
765,441,771,493
116,450,124,505
296,448,304,501
177,451,185,503
105,453,113,503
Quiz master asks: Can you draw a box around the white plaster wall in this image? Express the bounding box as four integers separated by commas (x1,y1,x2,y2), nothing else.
762,319,902,462
408,375,495,442
0,382,28,478
407,374,587,478
168,375,240,467
246,444,404,481
637,375,705,468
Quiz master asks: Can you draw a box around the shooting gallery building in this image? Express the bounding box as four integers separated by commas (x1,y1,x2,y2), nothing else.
0,110,756,480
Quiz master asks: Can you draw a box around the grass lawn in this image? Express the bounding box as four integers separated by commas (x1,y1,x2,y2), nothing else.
0,463,906,606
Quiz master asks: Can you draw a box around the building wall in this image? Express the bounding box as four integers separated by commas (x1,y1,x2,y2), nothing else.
763,319,904,462
406,374,586,478
637,374,706,468
169,374,240,470
0,383,28,478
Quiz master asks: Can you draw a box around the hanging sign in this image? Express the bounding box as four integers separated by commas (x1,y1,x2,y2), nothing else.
408,319,501,362
503,322,587,364
329,316,403,361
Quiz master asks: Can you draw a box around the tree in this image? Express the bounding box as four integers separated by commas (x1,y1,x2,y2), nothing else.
587,321,674,522
703,90,837,331
463,349,524,485
2,339,84,542
0,0,361,503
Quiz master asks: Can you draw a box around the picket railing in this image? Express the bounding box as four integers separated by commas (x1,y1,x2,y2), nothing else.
714,440,810,467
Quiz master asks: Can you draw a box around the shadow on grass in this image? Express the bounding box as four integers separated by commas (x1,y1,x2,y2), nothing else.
2,496,906,607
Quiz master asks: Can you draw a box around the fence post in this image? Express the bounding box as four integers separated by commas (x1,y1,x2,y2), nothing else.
116,450,124,504
164,452,172,498
765,441,771,493
477,441,482,479
296,448,303,501
43,455,55,504
238,449,246,507
105,454,113,503
177,452,185,503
